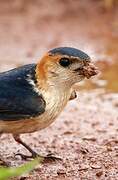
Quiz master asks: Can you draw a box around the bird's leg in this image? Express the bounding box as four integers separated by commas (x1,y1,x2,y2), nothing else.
69,90,77,100
14,135,38,159
14,135,62,162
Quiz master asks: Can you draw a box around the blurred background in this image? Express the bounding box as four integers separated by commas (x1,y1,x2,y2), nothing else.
0,1,118,179
0,0,118,92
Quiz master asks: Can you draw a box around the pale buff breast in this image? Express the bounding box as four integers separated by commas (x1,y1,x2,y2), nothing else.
0,87,71,135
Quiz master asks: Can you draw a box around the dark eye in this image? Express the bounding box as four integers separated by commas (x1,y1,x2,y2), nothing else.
59,58,71,67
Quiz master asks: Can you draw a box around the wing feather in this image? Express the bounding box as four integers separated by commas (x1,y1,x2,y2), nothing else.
0,64,46,120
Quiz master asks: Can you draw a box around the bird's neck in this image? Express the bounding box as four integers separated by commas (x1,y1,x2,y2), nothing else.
39,82,71,121
38,79,72,102
36,68,72,93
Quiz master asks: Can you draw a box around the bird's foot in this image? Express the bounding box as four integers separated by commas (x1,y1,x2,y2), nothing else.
43,153,62,163
15,151,38,160
15,152,62,163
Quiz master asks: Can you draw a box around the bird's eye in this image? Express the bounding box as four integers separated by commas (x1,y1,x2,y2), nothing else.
59,58,71,67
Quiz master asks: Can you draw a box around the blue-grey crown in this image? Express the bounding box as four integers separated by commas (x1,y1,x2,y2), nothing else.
49,47,90,61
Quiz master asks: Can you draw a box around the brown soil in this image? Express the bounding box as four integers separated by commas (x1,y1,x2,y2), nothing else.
0,0,118,179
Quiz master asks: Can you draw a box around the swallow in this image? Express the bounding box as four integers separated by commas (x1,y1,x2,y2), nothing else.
0,47,98,162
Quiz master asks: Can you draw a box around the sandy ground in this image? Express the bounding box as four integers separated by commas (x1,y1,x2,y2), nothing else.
0,0,118,179
0,90,118,179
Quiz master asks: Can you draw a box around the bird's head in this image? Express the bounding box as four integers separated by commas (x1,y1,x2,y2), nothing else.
36,47,98,89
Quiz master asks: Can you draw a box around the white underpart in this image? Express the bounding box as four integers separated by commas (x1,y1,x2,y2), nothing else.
36,85,71,130
26,74,71,130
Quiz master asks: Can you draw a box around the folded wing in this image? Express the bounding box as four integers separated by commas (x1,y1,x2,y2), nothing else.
0,64,46,121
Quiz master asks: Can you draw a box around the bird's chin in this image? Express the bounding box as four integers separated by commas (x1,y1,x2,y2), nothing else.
77,75,85,82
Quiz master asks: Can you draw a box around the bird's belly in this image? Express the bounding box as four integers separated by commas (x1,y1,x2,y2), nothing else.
0,94,70,135
0,111,60,134
0,115,56,134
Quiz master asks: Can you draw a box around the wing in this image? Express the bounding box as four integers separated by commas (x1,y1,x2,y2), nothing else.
0,64,46,121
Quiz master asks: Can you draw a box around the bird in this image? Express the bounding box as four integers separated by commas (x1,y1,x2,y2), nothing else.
0,47,98,163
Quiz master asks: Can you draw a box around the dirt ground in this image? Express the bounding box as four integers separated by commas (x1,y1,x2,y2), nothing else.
0,0,118,179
